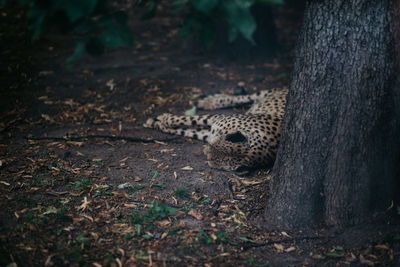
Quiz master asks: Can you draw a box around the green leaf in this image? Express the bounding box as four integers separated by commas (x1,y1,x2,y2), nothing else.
151,171,159,179
0,0,6,7
170,0,188,14
159,203,177,216
99,18,133,48
222,0,256,44
66,40,86,65
27,7,46,41
174,188,190,199
61,0,98,23
154,183,166,189
86,37,105,55
185,106,197,116
325,252,343,258
141,0,160,19
332,246,344,251
180,17,195,39
74,19,97,34
257,0,284,5
18,0,31,5
134,185,145,190
191,0,218,14
228,27,238,43
197,18,216,46
142,234,153,239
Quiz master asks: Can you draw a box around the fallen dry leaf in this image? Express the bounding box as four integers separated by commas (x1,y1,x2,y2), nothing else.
81,214,94,222
0,180,10,186
77,196,91,211
285,246,296,253
66,141,84,147
281,231,291,237
240,178,263,186
274,243,284,252
41,114,54,122
360,254,375,266
188,209,203,220
375,244,390,250
181,166,193,171
155,220,171,227
124,203,138,208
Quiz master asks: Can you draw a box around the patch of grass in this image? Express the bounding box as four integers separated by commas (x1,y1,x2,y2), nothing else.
74,177,92,191
56,208,72,222
198,229,229,245
168,229,183,236
245,256,260,266
195,251,207,260
77,233,90,248
180,204,196,212
198,228,213,244
132,202,176,225
66,245,87,265
200,196,211,204
95,160,105,167
14,195,31,204
135,250,149,263
216,231,228,243
174,188,190,199
104,252,116,263
94,184,113,197
134,185,145,190
31,176,43,186
42,150,50,158
131,202,176,234
379,232,400,243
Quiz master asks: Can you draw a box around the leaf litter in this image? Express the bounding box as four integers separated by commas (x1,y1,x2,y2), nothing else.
0,4,399,267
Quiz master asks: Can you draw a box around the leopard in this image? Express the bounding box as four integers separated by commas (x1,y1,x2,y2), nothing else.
144,87,288,172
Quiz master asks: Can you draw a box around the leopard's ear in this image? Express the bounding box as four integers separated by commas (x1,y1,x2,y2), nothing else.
226,131,247,143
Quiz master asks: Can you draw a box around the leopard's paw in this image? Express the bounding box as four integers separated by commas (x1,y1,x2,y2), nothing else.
143,118,156,128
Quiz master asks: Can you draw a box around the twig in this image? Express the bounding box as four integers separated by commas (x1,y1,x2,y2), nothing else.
26,135,181,143
243,236,327,250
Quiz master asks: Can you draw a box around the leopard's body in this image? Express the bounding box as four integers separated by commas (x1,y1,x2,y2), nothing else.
144,87,288,171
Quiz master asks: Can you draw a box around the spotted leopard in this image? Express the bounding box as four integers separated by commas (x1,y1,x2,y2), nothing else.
144,87,288,172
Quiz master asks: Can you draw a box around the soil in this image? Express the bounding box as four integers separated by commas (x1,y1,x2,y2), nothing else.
0,4,399,267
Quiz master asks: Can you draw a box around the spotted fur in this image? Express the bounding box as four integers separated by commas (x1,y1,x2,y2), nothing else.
144,87,288,171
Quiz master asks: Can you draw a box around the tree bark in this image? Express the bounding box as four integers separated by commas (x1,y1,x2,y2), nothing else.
264,0,400,229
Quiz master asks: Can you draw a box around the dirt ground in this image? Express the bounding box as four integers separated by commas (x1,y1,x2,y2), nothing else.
1,4,399,267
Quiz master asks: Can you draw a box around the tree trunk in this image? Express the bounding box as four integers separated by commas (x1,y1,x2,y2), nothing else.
264,0,400,229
